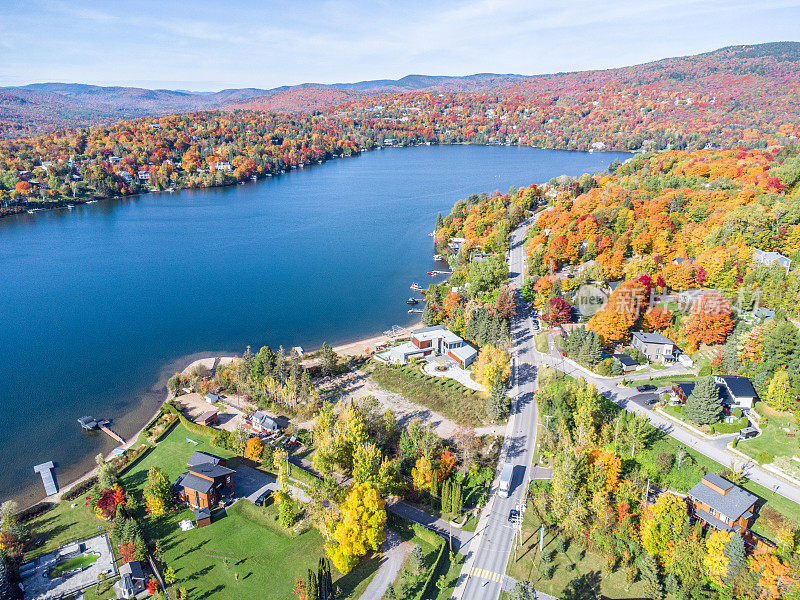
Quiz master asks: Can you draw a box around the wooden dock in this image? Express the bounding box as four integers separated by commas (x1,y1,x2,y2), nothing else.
34,461,58,496
97,420,125,444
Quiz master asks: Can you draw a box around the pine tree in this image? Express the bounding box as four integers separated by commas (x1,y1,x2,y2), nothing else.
435,212,444,230
306,567,319,600
451,481,464,514
486,376,510,422
586,331,602,365
685,376,722,425
723,533,747,587
639,553,664,600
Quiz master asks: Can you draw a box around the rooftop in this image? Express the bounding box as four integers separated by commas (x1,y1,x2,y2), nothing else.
178,472,214,494
187,451,225,467
448,344,477,361
688,473,757,523
715,375,758,399
632,331,674,345
411,324,463,343
613,353,638,367
189,462,234,479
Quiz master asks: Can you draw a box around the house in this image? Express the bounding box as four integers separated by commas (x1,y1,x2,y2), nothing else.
715,375,758,410
205,392,219,404
752,307,775,321
613,353,638,373
631,332,676,363
688,473,758,533
212,161,232,172
670,381,697,404
137,171,150,181
175,451,235,509
194,410,218,427
448,237,466,251
114,561,147,599
117,171,132,182
379,325,477,368
245,410,280,434
673,257,694,266
753,248,791,274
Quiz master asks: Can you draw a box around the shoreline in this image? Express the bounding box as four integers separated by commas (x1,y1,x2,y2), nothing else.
23,323,420,511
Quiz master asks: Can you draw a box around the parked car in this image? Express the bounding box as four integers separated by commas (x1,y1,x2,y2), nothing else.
254,491,270,506
508,509,519,523
644,396,658,405
637,384,656,392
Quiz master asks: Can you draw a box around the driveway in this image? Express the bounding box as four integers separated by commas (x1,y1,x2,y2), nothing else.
233,464,310,503
423,359,486,392
358,530,412,600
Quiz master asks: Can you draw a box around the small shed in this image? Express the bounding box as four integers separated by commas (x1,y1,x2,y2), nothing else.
613,354,638,373
205,392,220,404
195,410,219,427
194,507,212,528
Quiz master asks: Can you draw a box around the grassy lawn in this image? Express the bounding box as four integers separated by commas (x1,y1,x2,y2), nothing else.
80,578,120,600
506,508,647,599
48,552,100,577
153,498,377,600
535,332,549,353
24,501,109,560
121,423,234,492
430,549,465,599
738,408,798,463
368,362,487,427
623,374,702,387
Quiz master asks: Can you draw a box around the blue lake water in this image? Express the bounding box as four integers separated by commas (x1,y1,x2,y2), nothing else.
0,145,627,503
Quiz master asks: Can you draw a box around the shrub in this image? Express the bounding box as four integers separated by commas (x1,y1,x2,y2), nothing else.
17,502,55,523
757,451,774,464
63,476,99,501
733,408,743,418
655,452,674,474
698,365,712,376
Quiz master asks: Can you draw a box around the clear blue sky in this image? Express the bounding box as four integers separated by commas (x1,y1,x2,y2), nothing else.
2,0,799,91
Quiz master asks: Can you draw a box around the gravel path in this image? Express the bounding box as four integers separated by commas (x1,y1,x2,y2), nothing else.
358,530,412,600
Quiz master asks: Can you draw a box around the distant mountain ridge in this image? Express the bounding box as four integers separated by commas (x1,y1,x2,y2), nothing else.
1,41,798,138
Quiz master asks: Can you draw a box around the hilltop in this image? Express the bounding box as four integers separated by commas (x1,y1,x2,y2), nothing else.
1,42,798,138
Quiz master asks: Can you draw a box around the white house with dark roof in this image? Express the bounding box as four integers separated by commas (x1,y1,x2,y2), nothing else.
631,331,676,364
753,248,791,274
378,325,477,368
688,473,758,533
714,375,758,409
114,561,146,599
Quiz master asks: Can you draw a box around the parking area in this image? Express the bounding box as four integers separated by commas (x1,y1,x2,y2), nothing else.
422,359,485,392
232,465,310,504
21,533,116,600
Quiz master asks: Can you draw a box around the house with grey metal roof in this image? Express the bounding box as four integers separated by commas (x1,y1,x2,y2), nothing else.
753,248,791,274
631,331,676,363
175,451,235,510
688,473,758,533
114,561,146,599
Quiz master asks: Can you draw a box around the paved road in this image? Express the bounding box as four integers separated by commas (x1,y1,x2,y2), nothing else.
538,337,800,505
451,218,541,600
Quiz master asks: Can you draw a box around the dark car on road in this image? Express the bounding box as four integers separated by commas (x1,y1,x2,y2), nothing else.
254,491,270,507
637,384,656,392
508,509,519,523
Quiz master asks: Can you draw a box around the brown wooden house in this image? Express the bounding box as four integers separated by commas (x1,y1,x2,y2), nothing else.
195,410,219,427
688,473,758,533
175,451,235,509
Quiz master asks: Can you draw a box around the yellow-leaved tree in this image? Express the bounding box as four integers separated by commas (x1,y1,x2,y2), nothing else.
639,493,687,564
244,436,263,462
412,456,433,491
327,483,386,574
474,346,510,387
703,529,731,583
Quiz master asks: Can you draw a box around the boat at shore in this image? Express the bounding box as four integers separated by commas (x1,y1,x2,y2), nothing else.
433,254,443,261
410,283,423,290
406,297,419,305
408,308,423,313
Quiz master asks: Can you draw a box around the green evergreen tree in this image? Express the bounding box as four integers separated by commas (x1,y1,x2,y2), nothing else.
430,468,439,509
321,343,337,377
639,554,664,600
435,212,444,230
441,479,452,514
486,376,510,422
306,568,319,600
723,534,747,588
685,376,722,425
451,480,464,514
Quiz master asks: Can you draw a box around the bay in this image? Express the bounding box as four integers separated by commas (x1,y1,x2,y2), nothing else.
0,145,627,503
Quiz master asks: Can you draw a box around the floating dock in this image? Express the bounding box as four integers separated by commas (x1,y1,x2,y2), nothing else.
33,461,58,496
78,415,125,444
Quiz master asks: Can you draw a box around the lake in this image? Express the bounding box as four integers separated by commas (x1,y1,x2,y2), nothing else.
0,145,627,503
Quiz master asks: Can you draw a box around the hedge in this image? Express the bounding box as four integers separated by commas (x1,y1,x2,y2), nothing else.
417,540,448,600
411,523,443,548
711,417,748,435
62,476,98,501
17,502,55,523
176,412,216,439
116,444,154,476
